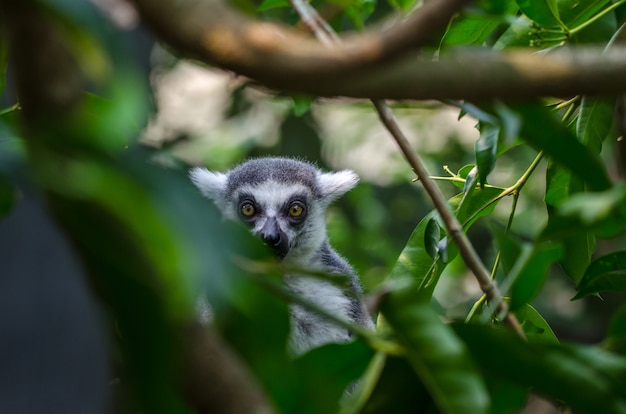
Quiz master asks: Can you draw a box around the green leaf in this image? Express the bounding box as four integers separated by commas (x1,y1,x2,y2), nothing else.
543,163,597,284
344,354,432,414
294,340,374,413
454,324,626,414
574,250,626,299
424,217,440,260
381,288,489,414
387,185,505,298
453,164,476,189
512,103,611,191
494,230,553,311
506,241,562,311
291,95,314,117
475,124,499,187
516,0,562,27
441,1,517,48
558,0,613,28
605,305,626,355
576,96,616,154
514,303,559,344
456,185,505,229
494,15,542,48
257,0,290,11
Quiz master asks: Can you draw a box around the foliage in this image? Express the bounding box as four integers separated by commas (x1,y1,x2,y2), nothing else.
2,0,626,413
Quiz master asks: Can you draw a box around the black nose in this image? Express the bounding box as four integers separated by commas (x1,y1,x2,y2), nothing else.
261,231,281,246
259,217,289,258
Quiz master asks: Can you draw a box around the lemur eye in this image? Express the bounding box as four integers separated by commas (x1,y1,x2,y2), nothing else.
288,202,305,218
240,203,256,217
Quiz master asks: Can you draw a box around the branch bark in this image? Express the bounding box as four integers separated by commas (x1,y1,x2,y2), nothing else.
131,0,626,100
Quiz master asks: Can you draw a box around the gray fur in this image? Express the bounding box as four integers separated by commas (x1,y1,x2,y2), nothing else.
190,157,374,355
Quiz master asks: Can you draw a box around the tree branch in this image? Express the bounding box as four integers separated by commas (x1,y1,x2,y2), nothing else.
130,0,469,88
131,0,626,100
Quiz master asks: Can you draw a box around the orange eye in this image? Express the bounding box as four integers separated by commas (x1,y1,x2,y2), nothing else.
241,203,256,217
288,202,305,218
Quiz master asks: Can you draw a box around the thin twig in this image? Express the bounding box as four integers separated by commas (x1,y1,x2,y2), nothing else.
465,152,543,322
289,0,525,338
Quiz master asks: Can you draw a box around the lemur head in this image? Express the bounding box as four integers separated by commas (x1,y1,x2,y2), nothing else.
190,157,358,261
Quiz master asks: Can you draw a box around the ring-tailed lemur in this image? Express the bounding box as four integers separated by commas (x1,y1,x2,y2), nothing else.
190,157,374,355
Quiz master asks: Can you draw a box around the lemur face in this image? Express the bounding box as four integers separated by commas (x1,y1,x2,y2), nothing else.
231,180,319,259
190,157,358,261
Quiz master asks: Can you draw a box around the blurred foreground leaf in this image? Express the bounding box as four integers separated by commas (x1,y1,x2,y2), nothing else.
454,324,626,414
381,287,489,414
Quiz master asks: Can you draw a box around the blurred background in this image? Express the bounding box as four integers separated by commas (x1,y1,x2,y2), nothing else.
2,0,626,412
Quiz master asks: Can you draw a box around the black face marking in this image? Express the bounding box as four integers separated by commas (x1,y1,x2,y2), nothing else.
237,195,259,223
282,194,308,225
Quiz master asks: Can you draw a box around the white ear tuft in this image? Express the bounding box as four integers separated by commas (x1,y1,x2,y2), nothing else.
318,170,359,201
189,167,228,202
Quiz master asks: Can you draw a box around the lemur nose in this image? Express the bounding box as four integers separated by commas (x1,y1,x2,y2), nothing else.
259,217,289,258
262,231,281,246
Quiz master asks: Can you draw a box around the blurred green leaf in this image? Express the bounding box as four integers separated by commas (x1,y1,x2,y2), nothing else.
517,0,562,27
605,305,626,355
346,354,432,414
387,0,418,12
381,288,489,414
441,1,518,47
424,217,440,260
558,0,613,28
257,0,290,11
544,164,596,283
513,103,611,191
485,378,528,414
494,15,543,48
514,303,559,344
345,0,376,29
574,250,626,299
291,95,314,117
454,324,626,414
494,230,562,310
576,96,616,154
475,124,498,187
294,340,374,413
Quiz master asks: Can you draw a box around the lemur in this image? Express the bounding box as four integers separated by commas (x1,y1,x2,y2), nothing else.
190,157,374,355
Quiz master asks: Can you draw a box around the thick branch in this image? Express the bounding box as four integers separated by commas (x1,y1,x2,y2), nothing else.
132,0,626,100
131,0,469,87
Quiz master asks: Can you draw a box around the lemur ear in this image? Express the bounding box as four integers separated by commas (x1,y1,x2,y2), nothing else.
189,167,228,203
318,170,359,201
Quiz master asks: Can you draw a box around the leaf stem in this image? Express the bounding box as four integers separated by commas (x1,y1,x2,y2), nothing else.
464,152,542,323
569,0,626,36
0,103,20,116
462,151,544,228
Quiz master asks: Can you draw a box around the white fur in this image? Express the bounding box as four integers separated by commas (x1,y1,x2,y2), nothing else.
189,167,228,210
317,170,359,202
